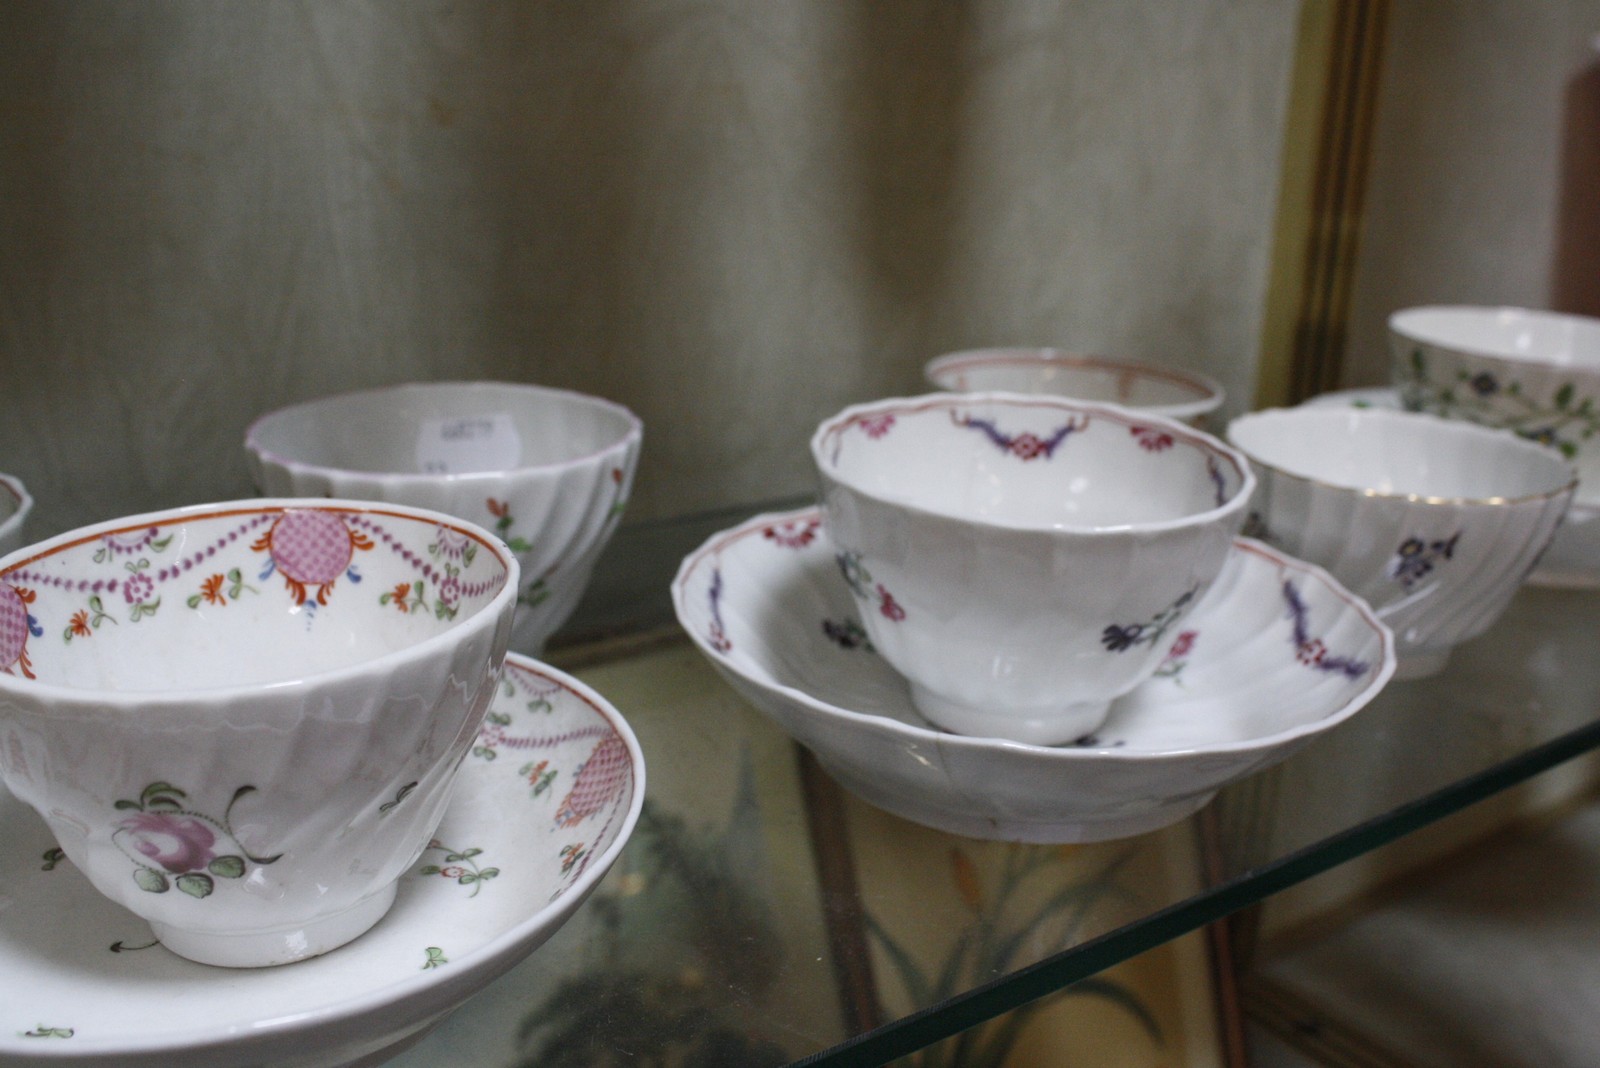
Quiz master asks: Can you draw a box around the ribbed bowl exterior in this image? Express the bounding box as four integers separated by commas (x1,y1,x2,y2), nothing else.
246,382,641,654
0,499,517,960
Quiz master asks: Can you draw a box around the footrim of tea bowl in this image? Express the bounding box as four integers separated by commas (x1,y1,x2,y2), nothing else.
149,881,399,968
908,683,1113,747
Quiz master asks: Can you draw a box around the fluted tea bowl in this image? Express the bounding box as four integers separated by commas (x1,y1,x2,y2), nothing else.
246,381,640,653
811,392,1254,745
0,499,517,968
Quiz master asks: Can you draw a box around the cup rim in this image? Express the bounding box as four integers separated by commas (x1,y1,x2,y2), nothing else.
0,497,520,707
1388,304,1600,366
810,391,1256,534
924,348,1225,421
1227,406,1580,506
244,380,643,485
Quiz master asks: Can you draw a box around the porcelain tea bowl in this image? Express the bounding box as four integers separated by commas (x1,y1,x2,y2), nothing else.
0,499,518,968
1390,305,1600,487
810,393,1255,745
1227,407,1574,679
925,348,1226,428
246,381,641,654
673,508,1393,843
0,471,32,555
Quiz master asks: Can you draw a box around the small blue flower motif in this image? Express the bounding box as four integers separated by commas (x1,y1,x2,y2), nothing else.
1469,371,1499,397
1100,623,1144,652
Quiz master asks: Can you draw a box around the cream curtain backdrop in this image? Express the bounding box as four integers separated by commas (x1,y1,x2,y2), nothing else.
0,1,1297,540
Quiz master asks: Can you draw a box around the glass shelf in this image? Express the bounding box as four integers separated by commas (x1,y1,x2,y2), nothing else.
388,569,1600,1068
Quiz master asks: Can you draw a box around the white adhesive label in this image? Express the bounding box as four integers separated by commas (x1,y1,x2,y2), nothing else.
415,413,523,474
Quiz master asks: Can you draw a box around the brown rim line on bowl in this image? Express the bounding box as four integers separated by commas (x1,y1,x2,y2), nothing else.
924,348,1225,424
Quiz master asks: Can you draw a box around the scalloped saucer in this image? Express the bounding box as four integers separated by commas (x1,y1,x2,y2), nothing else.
0,655,644,1068
1300,385,1600,589
673,508,1394,843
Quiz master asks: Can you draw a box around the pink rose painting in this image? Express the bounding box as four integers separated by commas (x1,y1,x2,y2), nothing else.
111,782,281,898
119,810,218,873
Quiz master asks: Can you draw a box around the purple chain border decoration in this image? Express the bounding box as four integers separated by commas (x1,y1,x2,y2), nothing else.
952,410,1086,460
347,515,502,599
9,516,277,595
1282,579,1370,679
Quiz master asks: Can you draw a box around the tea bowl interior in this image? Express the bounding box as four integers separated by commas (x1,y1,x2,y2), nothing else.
814,392,1249,530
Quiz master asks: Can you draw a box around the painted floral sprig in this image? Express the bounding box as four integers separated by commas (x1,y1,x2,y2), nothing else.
111,783,282,899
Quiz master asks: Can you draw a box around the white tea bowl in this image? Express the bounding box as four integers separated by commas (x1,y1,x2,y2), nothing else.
925,348,1225,428
1227,407,1575,678
810,393,1254,745
0,471,31,556
246,381,641,654
0,499,518,968
1390,305,1600,492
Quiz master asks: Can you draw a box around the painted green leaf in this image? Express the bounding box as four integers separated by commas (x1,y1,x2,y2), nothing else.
186,594,203,608
419,865,443,876
208,855,246,879
176,872,214,898
142,782,185,805
134,868,169,893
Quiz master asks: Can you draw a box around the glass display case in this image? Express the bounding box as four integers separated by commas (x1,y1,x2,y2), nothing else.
4,3,1598,1065
364,512,1600,1068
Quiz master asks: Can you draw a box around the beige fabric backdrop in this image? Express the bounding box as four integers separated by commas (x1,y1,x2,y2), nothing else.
1344,1,1600,385
0,1,1297,540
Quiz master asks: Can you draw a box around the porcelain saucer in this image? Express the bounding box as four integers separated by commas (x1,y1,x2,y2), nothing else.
672,508,1394,843
1299,386,1600,589
0,655,644,1068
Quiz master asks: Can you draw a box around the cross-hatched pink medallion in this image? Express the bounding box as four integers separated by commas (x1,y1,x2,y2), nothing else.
555,734,631,828
268,511,356,585
0,585,29,672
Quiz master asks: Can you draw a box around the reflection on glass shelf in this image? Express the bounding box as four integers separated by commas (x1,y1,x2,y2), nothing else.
390,582,1600,1067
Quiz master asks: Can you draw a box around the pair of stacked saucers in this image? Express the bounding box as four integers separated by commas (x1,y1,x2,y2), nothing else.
673,353,1398,844
0,383,646,1066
